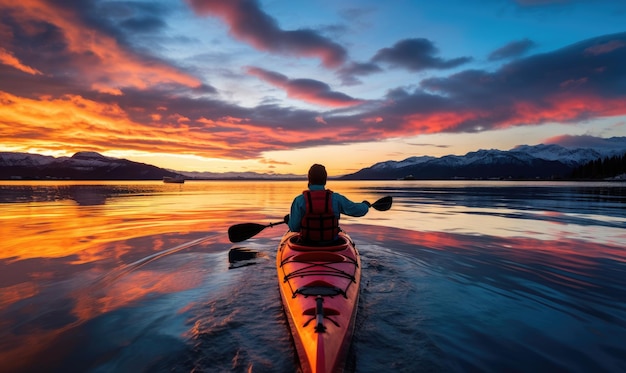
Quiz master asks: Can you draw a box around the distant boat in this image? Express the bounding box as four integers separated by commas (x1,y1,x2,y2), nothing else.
163,176,185,184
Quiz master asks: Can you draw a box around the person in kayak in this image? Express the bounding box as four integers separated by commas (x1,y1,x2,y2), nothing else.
286,164,371,242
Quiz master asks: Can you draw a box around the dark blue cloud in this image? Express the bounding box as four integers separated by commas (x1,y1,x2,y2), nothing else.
489,38,537,61
427,32,626,103
119,17,166,33
246,66,364,107
372,38,472,71
375,32,626,133
186,0,348,68
337,62,383,85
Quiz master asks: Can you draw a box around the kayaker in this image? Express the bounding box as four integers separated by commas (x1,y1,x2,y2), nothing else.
286,164,371,242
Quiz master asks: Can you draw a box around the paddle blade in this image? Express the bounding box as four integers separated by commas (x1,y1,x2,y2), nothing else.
228,223,267,243
371,196,393,211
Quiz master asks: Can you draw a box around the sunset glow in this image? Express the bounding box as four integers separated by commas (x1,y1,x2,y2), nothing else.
1,0,625,174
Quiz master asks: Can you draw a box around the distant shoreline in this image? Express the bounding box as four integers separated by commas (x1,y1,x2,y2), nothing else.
1,177,624,182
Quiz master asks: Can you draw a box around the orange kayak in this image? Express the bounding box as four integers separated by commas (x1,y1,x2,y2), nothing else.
276,231,361,373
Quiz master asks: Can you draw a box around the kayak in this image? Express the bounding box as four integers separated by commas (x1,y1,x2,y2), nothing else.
276,231,361,373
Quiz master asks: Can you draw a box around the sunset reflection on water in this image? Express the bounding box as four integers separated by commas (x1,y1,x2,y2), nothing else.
0,180,625,372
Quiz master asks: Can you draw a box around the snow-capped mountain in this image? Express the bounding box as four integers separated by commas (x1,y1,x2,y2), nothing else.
0,151,183,180
342,139,626,180
510,144,610,167
2,137,625,181
0,151,301,180
0,152,57,167
370,156,436,170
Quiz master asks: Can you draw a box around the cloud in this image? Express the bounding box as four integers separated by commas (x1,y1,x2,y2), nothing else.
543,135,626,149
315,116,327,124
259,158,291,166
246,66,364,107
0,0,202,94
185,0,347,68
584,40,626,56
0,48,42,75
407,143,451,148
488,39,537,61
372,38,472,71
119,17,167,33
8,30,618,159
337,61,383,85
1,0,624,164
0,90,285,159
362,32,626,136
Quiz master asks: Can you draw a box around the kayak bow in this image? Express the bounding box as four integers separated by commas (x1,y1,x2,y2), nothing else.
276,231,361,373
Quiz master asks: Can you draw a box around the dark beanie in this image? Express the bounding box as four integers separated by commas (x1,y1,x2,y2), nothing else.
308,164,327,185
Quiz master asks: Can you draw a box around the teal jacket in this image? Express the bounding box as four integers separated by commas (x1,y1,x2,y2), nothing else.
287,185,369,232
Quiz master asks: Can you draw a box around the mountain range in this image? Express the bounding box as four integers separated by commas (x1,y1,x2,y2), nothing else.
340,138,626,180
1,137,625,180
0,152,183,180
0,151,297,180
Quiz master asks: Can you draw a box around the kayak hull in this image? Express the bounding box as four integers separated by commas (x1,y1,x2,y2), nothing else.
276,231,361,373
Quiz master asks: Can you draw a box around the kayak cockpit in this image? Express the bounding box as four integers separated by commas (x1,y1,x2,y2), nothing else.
295,281,346,297
287,234,352,252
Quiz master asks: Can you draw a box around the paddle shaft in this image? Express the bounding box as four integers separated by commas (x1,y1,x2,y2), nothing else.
228,195,392,242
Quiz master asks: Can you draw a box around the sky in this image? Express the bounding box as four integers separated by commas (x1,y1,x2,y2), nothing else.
0,0,625,176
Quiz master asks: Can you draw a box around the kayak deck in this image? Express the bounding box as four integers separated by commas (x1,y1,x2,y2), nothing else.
276,231,361,373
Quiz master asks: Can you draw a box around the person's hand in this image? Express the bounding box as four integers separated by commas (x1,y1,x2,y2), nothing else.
284,214,290,223
362,200,371,207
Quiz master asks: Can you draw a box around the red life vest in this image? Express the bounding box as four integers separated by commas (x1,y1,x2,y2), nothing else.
300,190,340,242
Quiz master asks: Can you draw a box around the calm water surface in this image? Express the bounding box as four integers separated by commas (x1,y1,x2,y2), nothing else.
1,180,625,372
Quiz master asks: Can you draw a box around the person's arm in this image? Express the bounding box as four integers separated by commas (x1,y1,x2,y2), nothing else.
335,193,369,217
288,195,304,231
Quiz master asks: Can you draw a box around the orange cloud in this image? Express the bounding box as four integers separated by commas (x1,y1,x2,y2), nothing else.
259,158,291,166
0,47,42,75
401,111,485,133
0,0,201,92
0,91,221,156
0,90,341,159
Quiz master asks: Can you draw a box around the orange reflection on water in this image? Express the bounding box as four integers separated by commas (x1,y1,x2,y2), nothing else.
1,180,623,372
0,183,240,371
0,196,228,262
74,262,204,321
0,234,208,372
0,282,38,309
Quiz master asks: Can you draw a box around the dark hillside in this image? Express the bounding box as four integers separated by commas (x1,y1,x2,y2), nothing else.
570,152,626,179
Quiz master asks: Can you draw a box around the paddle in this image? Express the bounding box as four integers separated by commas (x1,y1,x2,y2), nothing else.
227,196,393,243
228,220,286,243
370,195,392,211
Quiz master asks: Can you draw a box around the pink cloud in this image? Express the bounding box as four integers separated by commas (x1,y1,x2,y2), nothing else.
584,40,626,56
0,48,42,75
543,134,626,149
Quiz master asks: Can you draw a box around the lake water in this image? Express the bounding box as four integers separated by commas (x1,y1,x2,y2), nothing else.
1,180,625,373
